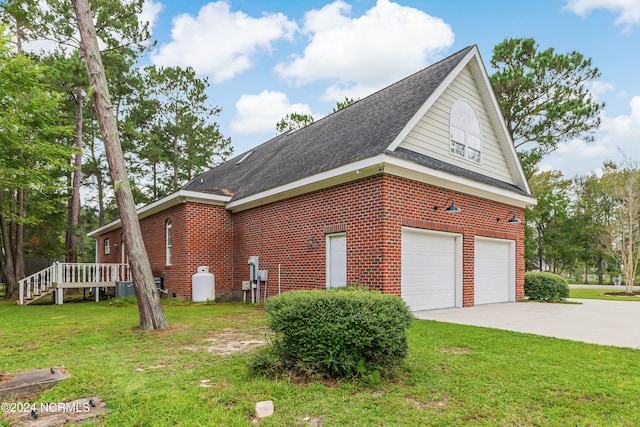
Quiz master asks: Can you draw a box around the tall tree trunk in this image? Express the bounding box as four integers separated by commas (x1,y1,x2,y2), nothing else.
72,0,168,330
584,262,589,284
97,170,105,226
152,161,157,200
173,133,179,191
597,255,603,285
89,139,106,227
79,221,86,263
0,200,17,298
16,189,25,281
67,88,83,262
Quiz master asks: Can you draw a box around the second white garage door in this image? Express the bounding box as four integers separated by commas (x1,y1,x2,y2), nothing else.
401,228,462,311
474,237,515,305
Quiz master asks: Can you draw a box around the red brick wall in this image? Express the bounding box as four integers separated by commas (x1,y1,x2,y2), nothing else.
95,202,233,300
382,174,525,305
231,173,525,305
95,173,525,306
232,175,388,299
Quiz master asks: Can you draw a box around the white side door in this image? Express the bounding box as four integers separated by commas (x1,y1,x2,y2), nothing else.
326,233,347,289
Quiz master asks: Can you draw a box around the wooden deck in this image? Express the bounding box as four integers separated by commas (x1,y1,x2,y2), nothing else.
18,262,129,305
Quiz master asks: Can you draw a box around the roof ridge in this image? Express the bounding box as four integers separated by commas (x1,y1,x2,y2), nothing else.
184,45,480,200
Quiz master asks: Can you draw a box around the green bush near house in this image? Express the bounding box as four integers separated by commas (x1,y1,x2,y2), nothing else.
250,287,414,379
525,272,570,302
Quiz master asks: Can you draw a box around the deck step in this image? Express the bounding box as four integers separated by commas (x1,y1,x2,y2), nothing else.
23,289,53,305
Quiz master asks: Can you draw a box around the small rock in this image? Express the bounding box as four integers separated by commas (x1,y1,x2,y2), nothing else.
255,400,274,419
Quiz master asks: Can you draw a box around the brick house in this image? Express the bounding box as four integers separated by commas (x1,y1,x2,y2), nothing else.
89,45,536,311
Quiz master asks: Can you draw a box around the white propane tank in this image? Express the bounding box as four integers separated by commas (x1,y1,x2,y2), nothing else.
192,266,215,302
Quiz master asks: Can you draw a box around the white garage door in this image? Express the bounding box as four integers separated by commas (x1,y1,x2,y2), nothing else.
474,237,515,305
401,228,461,311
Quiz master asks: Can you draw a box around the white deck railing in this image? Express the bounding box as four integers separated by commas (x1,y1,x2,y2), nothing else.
18,262,130,305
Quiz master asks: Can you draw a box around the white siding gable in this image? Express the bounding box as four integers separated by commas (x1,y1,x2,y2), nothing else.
397,64,515,185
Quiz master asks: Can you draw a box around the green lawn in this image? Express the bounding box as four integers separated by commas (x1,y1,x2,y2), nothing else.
569,287,640,301
2,300,640,426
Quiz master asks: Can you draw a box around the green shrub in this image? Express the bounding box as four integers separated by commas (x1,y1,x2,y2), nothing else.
251,288,413,379
525,272,570,302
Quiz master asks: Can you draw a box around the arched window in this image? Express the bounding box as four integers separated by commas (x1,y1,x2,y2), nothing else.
450,100,482,163
166,220,172,266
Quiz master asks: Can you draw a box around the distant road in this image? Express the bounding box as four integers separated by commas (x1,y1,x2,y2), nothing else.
569,284,640,290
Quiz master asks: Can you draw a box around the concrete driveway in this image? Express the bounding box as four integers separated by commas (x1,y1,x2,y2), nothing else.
413,299,640,349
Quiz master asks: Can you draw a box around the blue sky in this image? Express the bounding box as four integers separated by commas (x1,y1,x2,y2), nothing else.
139,0,640,178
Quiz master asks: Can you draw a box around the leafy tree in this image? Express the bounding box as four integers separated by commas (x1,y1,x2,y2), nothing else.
72,0,168,329
39,51,88,262
598,161,640,294
332,96,359,113
1,0,153,258
0,28,74,297
126,65,232,199
276,112,314,134
572,173,615,284
526,170,574,273
490,38,603,176
275,97,359,135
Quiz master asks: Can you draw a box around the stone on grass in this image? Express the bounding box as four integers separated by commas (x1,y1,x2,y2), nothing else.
255,400,274,419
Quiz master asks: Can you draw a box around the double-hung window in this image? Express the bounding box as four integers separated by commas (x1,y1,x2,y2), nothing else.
166,220,172,266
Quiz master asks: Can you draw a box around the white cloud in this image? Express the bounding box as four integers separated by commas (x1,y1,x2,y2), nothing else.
274,0,454,101
231,90,314,134
588,81,615,101
543,96,640,176
555,138,615,158
600,95,640,141
564,0,640,30
151,1,297,82
141,0,163,37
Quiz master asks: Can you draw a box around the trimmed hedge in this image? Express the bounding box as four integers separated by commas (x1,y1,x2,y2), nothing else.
251,287,413,379
524,272,570,302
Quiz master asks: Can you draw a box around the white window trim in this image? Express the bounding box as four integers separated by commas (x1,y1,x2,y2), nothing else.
104,238,110,255
166,220,172,266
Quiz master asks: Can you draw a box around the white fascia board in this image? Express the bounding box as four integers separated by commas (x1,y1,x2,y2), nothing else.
467,48,531,194
384,155,537,208
226,155,387,212
227,152,536,213
385,46,531,196
87,190,232,238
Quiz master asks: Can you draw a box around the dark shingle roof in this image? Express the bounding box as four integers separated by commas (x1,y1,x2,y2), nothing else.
389,147,531,197
185,46,525,200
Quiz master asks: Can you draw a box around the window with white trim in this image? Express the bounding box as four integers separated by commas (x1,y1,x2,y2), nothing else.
450,100,482,163
104,238,111,255
166,220,172,266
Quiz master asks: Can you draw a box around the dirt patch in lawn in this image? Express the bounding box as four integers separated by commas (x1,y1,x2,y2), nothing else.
441,346,473,355
183,327,270,355
408,395,450,411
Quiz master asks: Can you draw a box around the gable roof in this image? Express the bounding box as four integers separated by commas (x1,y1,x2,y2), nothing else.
183,45,532,211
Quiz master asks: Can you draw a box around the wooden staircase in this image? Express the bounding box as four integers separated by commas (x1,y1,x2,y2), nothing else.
18,262,130,305
23,289,54,305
